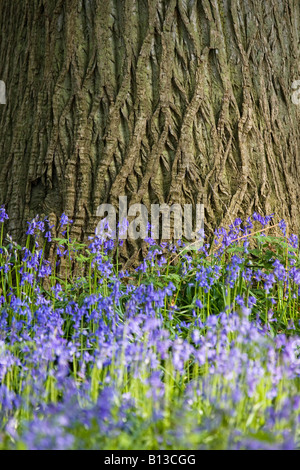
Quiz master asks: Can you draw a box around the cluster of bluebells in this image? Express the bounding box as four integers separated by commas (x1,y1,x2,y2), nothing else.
0,208,299,449
2,308,298,450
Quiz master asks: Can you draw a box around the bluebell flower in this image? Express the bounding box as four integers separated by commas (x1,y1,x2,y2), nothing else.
0,206,9,223
279,219,287,236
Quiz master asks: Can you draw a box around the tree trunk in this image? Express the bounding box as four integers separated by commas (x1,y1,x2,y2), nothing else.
0,0,300,260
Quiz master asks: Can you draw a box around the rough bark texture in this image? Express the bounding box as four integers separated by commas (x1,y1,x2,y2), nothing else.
0,1,300,259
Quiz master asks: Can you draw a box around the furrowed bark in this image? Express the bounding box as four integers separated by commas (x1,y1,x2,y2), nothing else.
0,0,299,263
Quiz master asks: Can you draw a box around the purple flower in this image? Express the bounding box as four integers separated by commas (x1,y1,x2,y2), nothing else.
60,213,73,227
279,219,287,236
0,206,9,223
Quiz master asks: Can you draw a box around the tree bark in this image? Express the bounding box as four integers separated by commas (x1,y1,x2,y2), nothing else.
0,0,300,258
